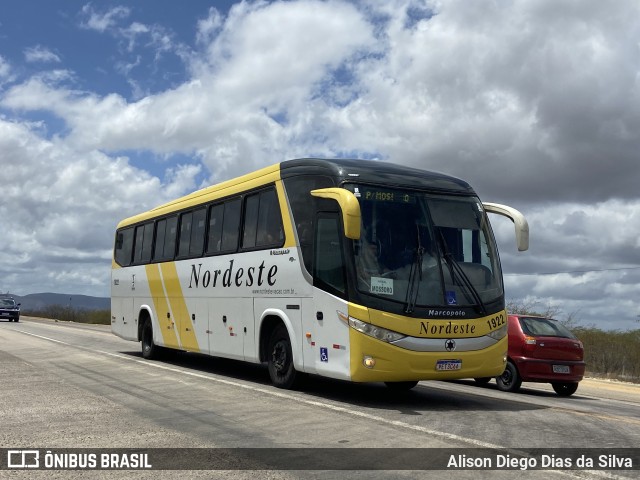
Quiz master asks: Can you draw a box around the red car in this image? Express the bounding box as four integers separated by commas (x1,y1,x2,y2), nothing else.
477,314,585,396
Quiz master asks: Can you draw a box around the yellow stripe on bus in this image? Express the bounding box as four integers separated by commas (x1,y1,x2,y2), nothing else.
145,264,180,348
160,262,200,352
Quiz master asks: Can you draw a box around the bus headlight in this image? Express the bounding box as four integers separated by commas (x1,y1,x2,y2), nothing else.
338,311,406,343
486,323,507,341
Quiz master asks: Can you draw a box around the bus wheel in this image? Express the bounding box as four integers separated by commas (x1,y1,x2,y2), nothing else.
267,325,298,389
384,381,419,391
552,382,578,396
141,320,158,360
496,361,521,392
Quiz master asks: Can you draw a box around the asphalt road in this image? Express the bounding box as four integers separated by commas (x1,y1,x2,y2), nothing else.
1,317,639,479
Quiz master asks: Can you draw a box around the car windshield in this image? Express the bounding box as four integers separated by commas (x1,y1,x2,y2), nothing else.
0,299,16,307
348,185,503,310
519,317,577,339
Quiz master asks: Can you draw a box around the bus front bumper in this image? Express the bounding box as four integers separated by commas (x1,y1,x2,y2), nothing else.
349,330,507,383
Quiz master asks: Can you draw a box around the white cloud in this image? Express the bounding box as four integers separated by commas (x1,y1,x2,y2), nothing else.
1,0,639,328
24,45,62,64
195,7,224,46
0,55,13,84
79,4,130,32
0,119,200,296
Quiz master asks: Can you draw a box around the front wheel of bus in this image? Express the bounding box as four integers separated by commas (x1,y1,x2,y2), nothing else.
267,325,298,389
141,320,158,360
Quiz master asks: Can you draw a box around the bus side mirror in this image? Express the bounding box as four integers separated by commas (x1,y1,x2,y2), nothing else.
483,202,529,252
310,188,361,240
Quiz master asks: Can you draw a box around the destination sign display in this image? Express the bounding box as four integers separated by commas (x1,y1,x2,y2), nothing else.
353,187,416,204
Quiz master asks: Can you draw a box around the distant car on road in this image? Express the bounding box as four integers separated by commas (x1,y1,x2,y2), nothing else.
0,297,21,322
476,314,585,396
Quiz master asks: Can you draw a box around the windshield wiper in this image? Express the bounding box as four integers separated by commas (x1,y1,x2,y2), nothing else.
404,225,425,314
436,229,487,315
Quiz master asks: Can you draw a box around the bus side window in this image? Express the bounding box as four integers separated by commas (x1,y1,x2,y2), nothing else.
114,227,134,267
242,194,260,249
177,208,207,259
189,208,206,257
207,203,224,254
221,198,241,252
314,214,346,296
153,216,178,261
133,222,153,264
155,219,167,260
178,211,193,258
256,189,283,246
242,187,283,250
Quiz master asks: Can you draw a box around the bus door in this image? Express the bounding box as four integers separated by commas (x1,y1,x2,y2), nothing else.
304,213,351,380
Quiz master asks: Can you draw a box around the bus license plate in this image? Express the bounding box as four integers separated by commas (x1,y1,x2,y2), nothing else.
436,360,462,371
553,365,570,374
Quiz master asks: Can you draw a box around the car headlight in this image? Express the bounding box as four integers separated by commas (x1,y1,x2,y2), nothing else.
338,311,406,343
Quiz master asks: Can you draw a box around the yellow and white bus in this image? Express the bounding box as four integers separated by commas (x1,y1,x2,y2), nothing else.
112,158,528,390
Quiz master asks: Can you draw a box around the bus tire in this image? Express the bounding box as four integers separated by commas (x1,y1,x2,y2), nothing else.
267,324,298,389
141,319,158,360
552,382,578,396
384,381,419,391
496,360,521,392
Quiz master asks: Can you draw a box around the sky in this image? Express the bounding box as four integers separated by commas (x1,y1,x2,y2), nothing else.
1,0,639,330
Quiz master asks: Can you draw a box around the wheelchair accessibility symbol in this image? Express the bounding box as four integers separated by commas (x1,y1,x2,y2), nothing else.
320,347,328,362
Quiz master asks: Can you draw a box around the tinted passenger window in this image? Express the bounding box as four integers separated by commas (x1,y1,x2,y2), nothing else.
178,212,193,257
207,204,225,254
242,188,283,249
190,208,206,256
178,208,206,258
114,227,134,266
153,216,177,261
206,198,241,254
133,222,153,264
221,198,241,252
242,194,260,248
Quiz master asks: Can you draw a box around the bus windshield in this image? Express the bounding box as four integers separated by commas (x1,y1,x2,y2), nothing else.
349,185,503,310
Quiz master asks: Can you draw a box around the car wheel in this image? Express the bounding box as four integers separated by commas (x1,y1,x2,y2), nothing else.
384,381,419,391
496,361,522,392
473,377,492,385
552,382,578,396
267,325,298,389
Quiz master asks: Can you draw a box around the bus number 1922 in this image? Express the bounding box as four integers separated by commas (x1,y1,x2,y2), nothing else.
486,313,506,330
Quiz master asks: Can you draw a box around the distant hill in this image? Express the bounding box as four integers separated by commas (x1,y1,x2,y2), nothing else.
8,293,110,311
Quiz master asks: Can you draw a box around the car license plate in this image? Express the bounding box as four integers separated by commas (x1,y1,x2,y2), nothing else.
436,360,462,371
553,365,570,374
0,312,9,316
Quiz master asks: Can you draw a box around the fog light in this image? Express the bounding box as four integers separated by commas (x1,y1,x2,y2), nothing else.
363,356,376,369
